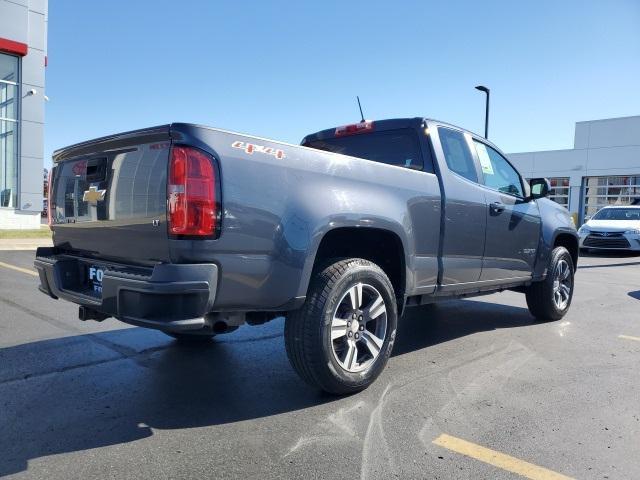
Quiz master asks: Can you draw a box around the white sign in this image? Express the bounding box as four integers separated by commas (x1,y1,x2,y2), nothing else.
475,143,494,175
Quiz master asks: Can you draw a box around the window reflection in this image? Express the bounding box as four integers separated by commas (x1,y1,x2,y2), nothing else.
0,53,18,208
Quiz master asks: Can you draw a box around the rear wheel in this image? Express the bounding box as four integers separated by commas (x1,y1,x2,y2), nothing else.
285,258,398,395
526,246,575,321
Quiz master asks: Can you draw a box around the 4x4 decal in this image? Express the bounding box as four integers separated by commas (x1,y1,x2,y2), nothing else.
232,141,285,159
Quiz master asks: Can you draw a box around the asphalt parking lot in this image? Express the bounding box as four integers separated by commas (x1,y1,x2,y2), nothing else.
1,250,639,479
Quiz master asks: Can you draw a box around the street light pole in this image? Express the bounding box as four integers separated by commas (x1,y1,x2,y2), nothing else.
475,85,490,139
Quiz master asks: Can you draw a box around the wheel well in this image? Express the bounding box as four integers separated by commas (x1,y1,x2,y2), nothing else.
554,233,579,268
312,228,406,297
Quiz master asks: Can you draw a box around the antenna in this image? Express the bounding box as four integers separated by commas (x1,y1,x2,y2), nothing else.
356,96,365,123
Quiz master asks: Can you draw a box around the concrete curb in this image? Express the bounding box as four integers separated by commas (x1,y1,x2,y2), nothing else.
0,238,53,251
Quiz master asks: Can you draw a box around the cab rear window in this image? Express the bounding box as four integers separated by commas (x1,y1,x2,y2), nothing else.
304,128,430,172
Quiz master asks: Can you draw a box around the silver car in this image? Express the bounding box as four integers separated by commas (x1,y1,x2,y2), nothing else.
579,206,640,252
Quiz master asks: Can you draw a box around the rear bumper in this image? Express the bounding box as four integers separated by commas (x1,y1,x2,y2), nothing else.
34,247,218,332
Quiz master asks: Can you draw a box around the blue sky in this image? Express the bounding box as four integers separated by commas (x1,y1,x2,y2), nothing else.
44,0,640,166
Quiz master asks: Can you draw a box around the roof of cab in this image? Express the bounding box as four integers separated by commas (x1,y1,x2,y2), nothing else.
301,117,425,144
301,116,492,148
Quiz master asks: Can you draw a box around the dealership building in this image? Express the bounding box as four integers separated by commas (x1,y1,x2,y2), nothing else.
0,0,47,229
508,115,640,225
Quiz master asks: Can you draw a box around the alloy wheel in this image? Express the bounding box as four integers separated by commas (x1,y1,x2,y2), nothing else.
552,259,572,310
330,282,388,373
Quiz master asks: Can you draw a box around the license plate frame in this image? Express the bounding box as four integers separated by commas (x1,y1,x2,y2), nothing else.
85,264,105,297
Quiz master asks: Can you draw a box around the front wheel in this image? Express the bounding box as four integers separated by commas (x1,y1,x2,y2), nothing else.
285,258,398,395
525,246,575,321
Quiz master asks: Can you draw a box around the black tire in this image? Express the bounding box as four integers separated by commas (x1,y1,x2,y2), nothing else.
525,246,575,322
285,258,398,395
165,331,215,343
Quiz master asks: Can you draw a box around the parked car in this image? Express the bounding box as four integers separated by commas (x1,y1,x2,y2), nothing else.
35,118,578,394
578,205,640,252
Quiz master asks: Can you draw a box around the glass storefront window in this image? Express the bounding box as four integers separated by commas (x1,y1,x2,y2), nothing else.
583,175,640,219
0,83,17,120
548,177,570,209
0,53,18,208
0,121,17,207
526,177,570,209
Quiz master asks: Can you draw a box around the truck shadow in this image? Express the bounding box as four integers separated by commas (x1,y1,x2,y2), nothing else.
394,299,533,356
0,299,535,476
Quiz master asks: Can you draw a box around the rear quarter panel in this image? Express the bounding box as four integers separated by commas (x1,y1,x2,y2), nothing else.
170,124,441,310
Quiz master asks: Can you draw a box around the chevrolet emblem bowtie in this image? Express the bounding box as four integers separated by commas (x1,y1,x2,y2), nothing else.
83,186,106,205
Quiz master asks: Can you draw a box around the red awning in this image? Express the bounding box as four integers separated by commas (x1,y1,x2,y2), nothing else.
0,37,28,56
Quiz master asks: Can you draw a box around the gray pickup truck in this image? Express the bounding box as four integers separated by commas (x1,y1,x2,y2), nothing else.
36,118,578,394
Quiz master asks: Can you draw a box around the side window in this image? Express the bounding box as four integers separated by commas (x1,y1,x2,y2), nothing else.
437,127,478,183
473,141,524,197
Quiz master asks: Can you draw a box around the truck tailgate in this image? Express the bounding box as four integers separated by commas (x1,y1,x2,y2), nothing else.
49,126,171,264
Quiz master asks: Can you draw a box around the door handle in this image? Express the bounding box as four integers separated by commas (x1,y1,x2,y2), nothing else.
490,202,505,213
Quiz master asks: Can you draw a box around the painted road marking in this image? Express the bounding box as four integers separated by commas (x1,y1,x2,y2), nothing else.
619,334,640,342
0,260,38,277
432,433,574,480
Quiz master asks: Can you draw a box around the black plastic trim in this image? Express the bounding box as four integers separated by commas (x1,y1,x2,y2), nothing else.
34,247,218,332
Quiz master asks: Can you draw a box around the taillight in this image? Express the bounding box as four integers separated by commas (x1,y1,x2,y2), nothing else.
167,146,219,237
335,121,374,136
47,167,54,230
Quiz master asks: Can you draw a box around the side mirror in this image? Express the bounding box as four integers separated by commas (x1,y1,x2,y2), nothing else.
528,178,551,200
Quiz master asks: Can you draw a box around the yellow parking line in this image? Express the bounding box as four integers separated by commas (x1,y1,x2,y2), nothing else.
432,433,574,480
0,260,38,277
619,334,640,342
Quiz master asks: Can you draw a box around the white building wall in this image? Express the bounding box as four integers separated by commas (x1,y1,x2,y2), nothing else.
508,115,640,224
0,0,47,229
